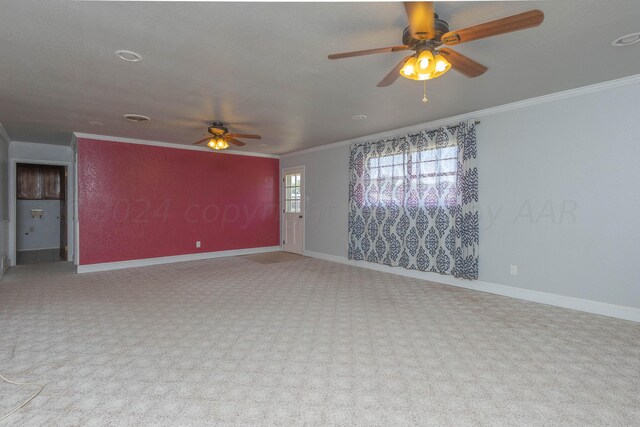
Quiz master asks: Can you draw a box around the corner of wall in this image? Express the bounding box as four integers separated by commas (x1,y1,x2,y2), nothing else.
0,123,10,276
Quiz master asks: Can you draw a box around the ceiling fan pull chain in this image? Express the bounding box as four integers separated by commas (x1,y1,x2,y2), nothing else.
422,80,428,103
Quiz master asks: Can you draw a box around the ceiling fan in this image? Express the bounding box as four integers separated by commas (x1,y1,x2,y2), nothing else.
192,122,261,150
328,2,544,88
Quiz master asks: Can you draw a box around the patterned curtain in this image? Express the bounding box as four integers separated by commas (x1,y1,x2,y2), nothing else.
348,120,478,279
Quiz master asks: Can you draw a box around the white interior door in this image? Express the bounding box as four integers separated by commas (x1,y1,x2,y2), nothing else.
282,167,304,254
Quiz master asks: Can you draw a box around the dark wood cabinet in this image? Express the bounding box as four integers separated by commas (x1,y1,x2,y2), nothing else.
17,163,63,200
17,164,42,199
41,165,61,199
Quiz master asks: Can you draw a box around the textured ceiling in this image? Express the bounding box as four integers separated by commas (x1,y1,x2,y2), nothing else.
1,1,640,154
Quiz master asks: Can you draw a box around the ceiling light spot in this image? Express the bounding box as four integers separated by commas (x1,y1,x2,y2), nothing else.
352,115,367,120
116,50,143,62
612,33,640,46
123,114,150,123
89,121,103,126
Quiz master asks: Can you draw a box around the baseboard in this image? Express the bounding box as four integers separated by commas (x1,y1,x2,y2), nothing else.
77,246,282,274
304,250,640,323
0,219,8,279
17,246,59,251
0,255,7,280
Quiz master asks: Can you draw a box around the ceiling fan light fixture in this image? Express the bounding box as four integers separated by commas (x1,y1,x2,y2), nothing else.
207,137,229,150
432,53,451,78
400,56,418,79
417,50,435,73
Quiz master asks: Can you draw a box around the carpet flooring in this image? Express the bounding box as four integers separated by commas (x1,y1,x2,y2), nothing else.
241,252,305,265
0,255,639,425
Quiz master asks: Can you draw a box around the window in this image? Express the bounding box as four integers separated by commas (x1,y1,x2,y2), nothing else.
348,121,478,279
367,146,458,207
284,173,301,213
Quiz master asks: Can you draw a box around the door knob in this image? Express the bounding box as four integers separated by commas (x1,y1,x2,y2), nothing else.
299,215,303,219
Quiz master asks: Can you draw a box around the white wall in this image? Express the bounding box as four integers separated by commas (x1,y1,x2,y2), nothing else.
17,199,61,250
283,147,350,256
281,76,640,317
8,141,75,265
0,125,9,277
10,141,74,164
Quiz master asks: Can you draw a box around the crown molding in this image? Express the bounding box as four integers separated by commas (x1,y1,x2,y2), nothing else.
281,72,640,158
72,132,279,159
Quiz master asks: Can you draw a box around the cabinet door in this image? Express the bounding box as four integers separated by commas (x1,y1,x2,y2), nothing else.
17,164,42,199
41,165,61,199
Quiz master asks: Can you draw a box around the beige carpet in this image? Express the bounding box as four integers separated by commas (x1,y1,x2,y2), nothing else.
241,251,305,264
1,255,639,425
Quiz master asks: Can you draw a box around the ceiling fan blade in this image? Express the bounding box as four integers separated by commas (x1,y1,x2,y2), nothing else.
192,137,210,145
227,133,261,139
328,45,409,60
404,2,435,40
377,55,413,87
226,137,246,147
441,10,544,46
439,48,487,78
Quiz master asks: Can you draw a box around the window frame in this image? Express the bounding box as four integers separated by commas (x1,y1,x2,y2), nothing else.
284,172,302,213
365,145,459,207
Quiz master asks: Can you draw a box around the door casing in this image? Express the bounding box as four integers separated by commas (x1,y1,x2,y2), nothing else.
9,159,74,266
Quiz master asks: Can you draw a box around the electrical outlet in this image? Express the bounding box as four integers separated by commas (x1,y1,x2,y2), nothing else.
196,241,201,248
510,265,518,276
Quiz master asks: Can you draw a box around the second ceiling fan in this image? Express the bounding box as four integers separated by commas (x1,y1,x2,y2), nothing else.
328,2,544,87
193,122,261,150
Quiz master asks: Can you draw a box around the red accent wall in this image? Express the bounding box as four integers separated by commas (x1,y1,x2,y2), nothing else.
78,138,279,265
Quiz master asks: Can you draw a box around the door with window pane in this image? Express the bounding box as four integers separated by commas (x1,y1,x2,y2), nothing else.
282,167,304,254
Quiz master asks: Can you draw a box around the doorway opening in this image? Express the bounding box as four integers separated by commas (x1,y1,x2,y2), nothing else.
282,167,304,255
15,163,68,265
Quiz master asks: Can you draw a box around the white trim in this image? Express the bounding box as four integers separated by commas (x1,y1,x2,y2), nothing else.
73,145,79,266
1,126,10,278
0,257,7,279
16,246,59,251
72,133,279,159
77,245,282,273
281,73,640,158
304,250,640,323
0,219,8,280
